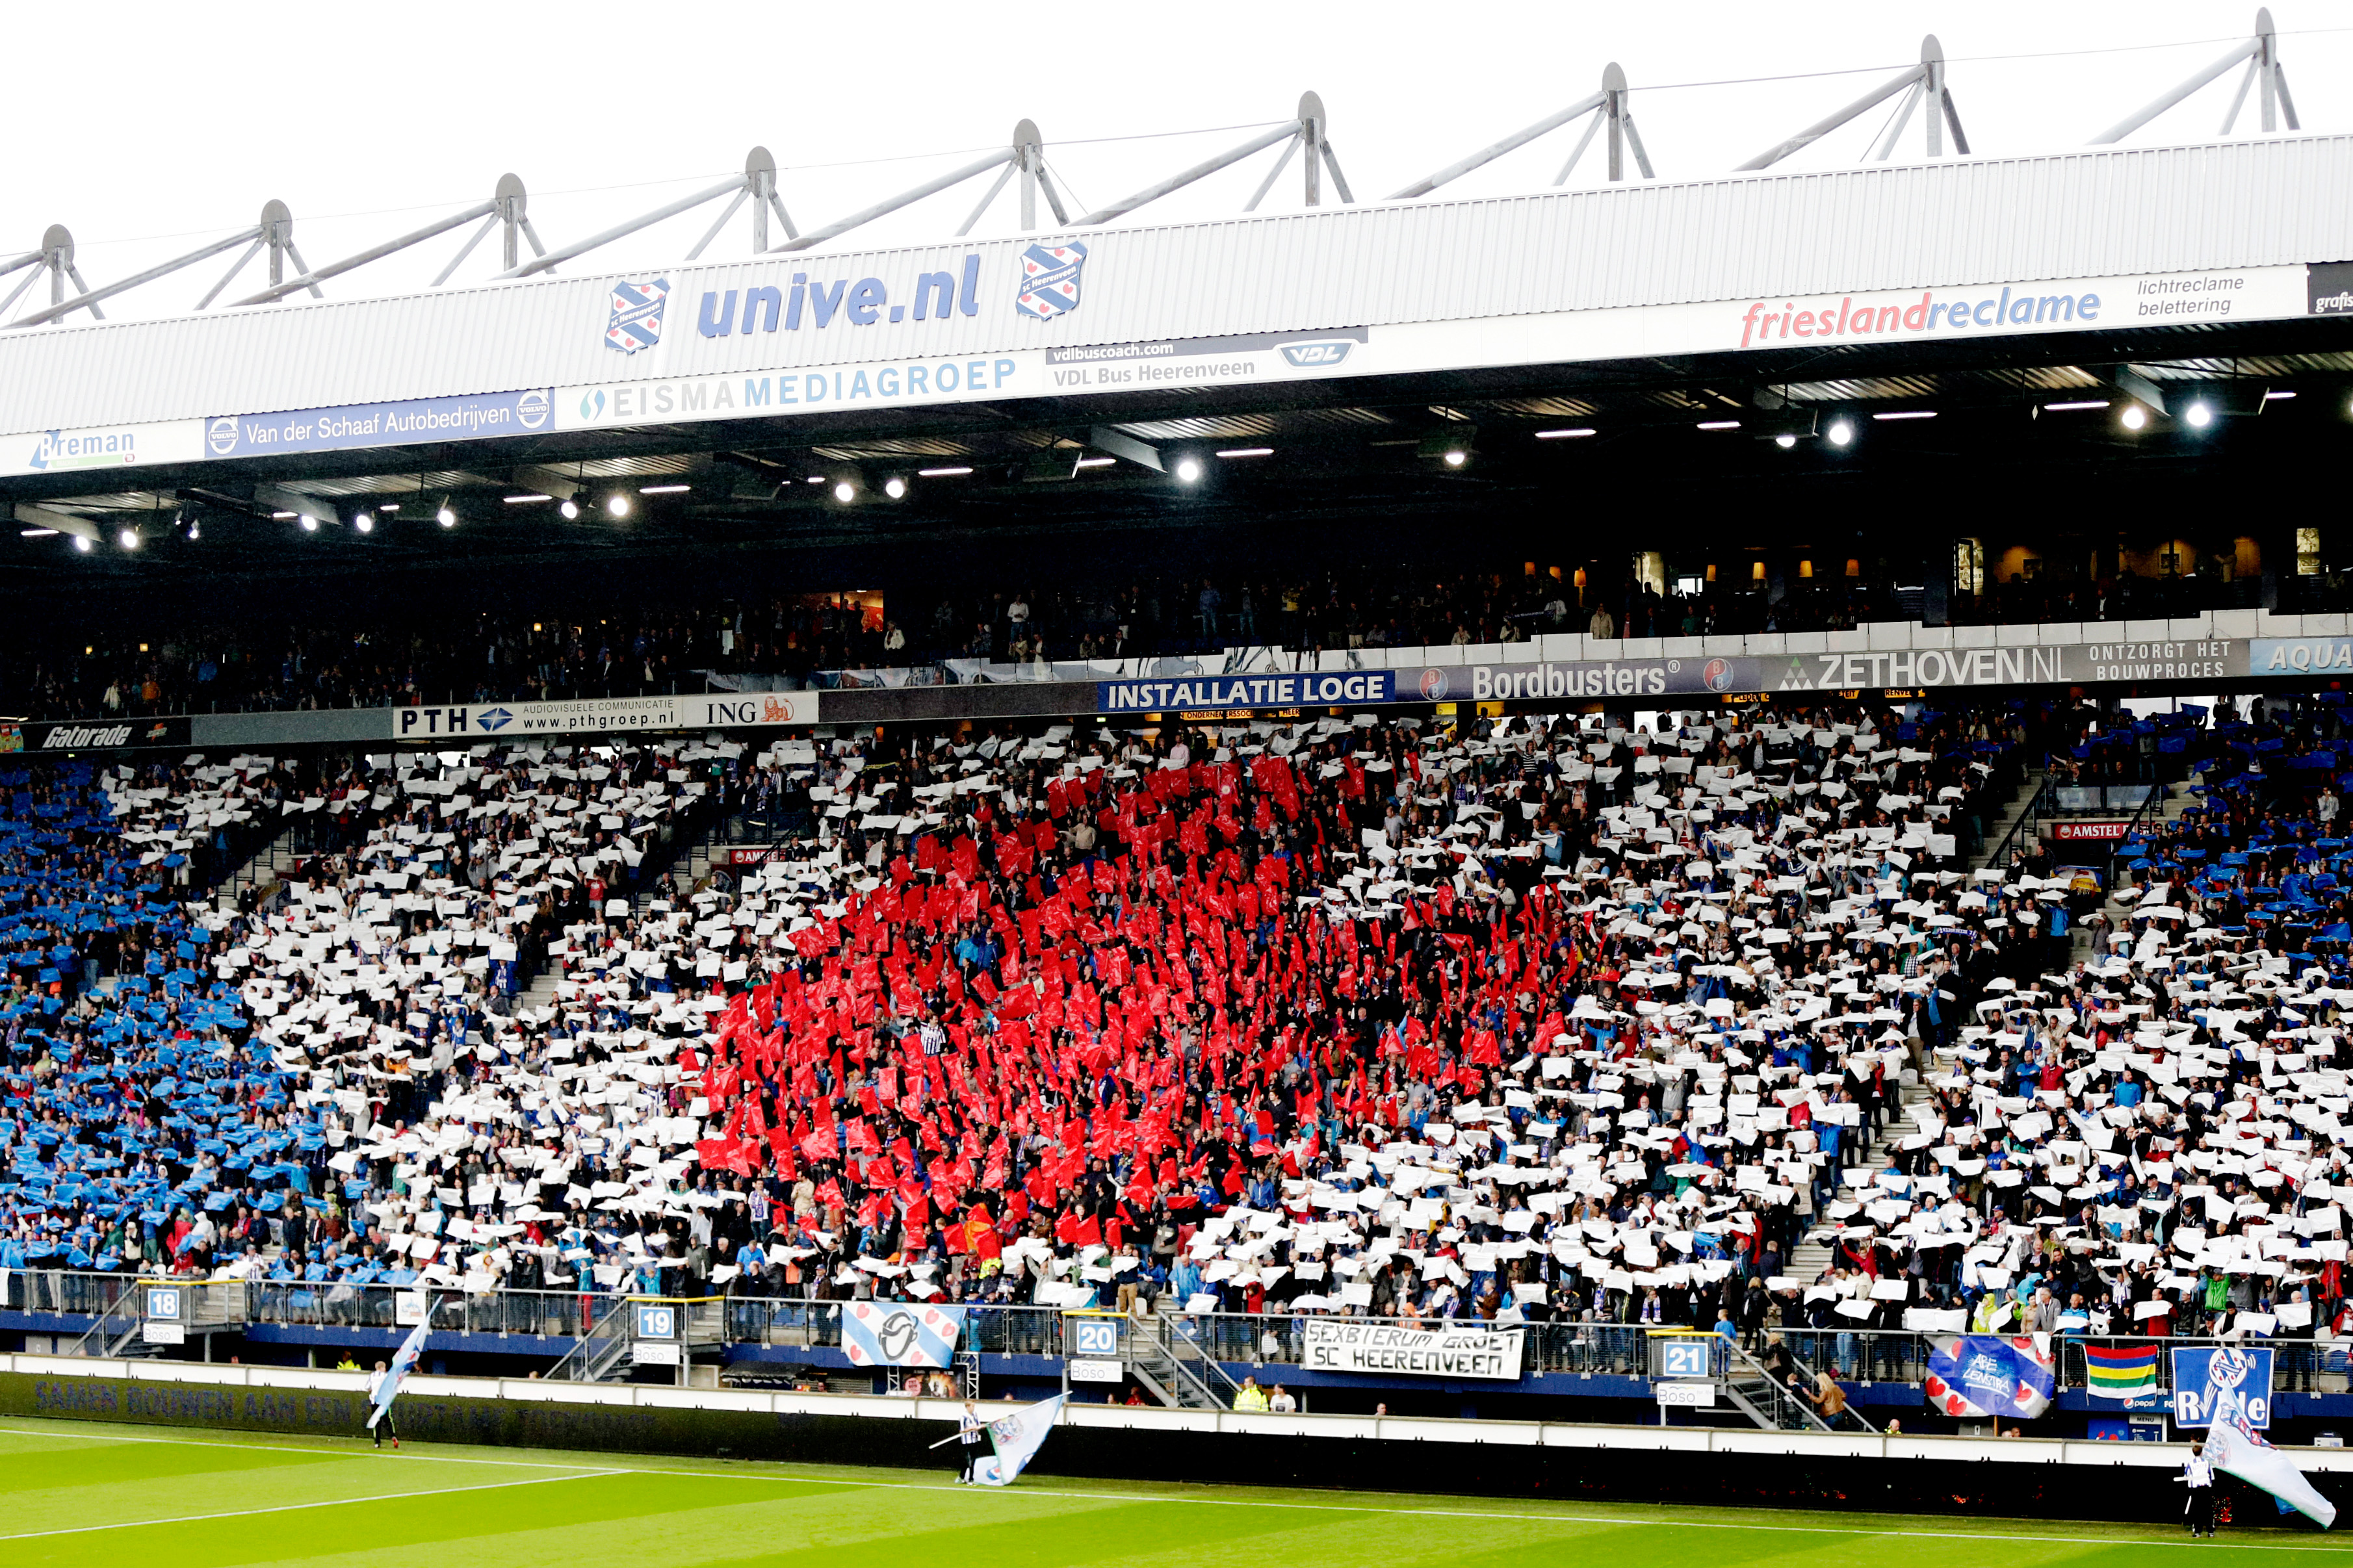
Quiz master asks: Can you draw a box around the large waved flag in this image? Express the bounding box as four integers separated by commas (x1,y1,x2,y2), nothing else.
2207,1413,2338,1528
1923,1335,2056,1421
2083,1342,2161,1400
367,1316,432,1431
972,1393,1066,1487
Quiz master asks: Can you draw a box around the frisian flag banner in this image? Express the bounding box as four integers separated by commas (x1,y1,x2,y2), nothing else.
2208,1413,2338,1528
367,1315,432,1430
1923,1334,2056,1421
973,1393,1066,1487
842,1302,965,1369
2083,1341,2161,1399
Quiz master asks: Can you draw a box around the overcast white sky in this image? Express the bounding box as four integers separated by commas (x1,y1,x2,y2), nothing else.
8,0,2349,320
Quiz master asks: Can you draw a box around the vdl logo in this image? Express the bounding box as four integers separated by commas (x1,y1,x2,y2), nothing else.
1280,339,1355,367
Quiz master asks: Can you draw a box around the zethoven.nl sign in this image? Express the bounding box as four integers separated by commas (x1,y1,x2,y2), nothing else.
391,692,812,740
1301,1320,1524,1381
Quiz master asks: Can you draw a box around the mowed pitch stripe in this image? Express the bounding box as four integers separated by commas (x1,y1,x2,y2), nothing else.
0,1469,625,1540
0,1421,2343,1554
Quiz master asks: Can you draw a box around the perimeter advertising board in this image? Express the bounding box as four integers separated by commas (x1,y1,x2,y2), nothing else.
389,691,812,741
1403,635,2251,705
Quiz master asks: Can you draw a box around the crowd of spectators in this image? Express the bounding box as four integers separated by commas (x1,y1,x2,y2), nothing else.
12,688,2353,1428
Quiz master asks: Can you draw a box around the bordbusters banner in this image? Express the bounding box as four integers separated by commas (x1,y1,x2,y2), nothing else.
1301,1319,1524,1380
392,691,815,741
1407,635,2252,704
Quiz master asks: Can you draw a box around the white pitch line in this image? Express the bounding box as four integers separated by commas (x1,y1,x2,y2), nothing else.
0,1420,2343,1552
0,1468,624,1541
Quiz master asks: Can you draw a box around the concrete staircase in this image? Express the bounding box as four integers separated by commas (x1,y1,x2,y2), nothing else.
2071,783,2194,962
1786,764,2046,1282
213,821,302,913
1973,765,2046,870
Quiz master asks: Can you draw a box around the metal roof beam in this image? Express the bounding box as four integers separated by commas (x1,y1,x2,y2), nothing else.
500,150,777,280
776,122,1042,252
1079,94,1347,225
1737,36,1953,172
2092,8,2287,144
1388,70,1621,199
229,185,515,308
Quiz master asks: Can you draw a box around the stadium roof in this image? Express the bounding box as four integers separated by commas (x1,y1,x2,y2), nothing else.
6,129,2353,582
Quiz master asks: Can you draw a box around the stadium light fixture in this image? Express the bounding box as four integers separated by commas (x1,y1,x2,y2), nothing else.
1873,409,1937,421
883,477,908,499
436,501,456,527
20,527,57,537
638,483,691,494
354,511,374,533
606,493,632,517
2121,404,2149,430
2042,400,2111,412
73,534,91,552
2185,402,2215,429
1175,457,1203,483
298,513,320,532
1826,418,1855,446
2263,390,2296,401
833,480,857,503
1216,447,1274,458
1442,448,1467,466
1775,433,1798,449
918,467,972,478
1695,420,1741,431
558,498,580,519
1535,428,1596,440
1072,456,1115,470
118,528,138,550
503,493,551,504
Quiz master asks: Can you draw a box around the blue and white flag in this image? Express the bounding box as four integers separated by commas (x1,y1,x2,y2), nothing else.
2207,1411,2337,1527
1923,1334,2055,1421
973,1393,1065,1487
367,1316,431,1430
842,1302,964,1369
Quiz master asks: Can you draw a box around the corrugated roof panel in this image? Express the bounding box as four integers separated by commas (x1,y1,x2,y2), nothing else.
4,135,2352,435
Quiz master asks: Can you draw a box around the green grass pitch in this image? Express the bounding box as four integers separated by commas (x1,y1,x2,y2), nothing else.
0,1417,2329,1567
